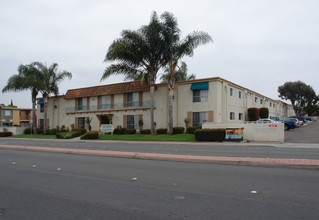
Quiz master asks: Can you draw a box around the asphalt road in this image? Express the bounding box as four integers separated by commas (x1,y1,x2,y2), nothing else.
1,138,319,160
0,149,318,220
285,121,319,143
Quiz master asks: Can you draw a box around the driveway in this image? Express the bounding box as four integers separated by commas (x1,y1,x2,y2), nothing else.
285,121,319,143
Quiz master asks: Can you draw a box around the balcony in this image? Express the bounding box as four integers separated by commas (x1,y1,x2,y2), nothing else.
65,101,152,113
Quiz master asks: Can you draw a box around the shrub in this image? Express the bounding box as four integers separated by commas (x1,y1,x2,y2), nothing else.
194,129,225,142
140,129,151,134
125,129,136,134
24,127,31,134
173,127,185,134
186,127,197,134
156,128,167,134
81,131,99,139
73,128,87,135
0,131,13,137
259,107,269,119
48,128,59,135
113,128,126,135
56,131,82,139
248,108,259,121
37,128,44,134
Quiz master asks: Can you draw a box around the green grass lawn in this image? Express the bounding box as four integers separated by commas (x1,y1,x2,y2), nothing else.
13,134,57,139
99,133,196,141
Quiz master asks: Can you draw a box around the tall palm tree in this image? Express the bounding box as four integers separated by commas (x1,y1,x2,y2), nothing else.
33,62,72,134
2,64,42,134
160,61,196,83
161,12,213,134
101,12,167,135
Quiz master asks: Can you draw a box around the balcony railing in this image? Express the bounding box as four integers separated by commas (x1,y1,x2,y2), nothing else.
65,101,152,113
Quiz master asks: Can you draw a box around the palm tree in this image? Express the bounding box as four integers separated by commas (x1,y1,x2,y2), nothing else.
160,61,196,83
33,62,72,134
160,12,212,134
101,12,167,135
2,64,42,134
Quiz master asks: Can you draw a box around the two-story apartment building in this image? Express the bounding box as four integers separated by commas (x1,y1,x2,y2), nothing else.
0,106,35,127
36,77,295,131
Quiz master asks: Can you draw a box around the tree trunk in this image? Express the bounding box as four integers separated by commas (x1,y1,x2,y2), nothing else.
32,92,37,134
150,85,155,135
168,86,174,135
43,95,48,134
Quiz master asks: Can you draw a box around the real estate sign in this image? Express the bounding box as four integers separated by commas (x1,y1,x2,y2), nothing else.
100,124,114,133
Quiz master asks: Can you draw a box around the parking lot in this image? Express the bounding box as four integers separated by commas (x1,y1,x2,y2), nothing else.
285,121,319,143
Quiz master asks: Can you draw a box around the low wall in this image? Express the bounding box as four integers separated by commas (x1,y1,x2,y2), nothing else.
202,122,284,142
0,127,28,135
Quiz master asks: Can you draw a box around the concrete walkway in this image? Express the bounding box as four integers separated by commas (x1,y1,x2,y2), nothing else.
1,144,318,170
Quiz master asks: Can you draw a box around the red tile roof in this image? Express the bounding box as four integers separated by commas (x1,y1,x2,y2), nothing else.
64,81,150,99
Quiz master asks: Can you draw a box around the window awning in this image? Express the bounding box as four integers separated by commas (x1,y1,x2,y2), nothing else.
190,82,209,90
37,100,44,104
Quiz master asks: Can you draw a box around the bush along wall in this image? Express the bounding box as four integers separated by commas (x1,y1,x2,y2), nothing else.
248,108,259,121
259,107,269,119
186,127,197,134
173,127,185,134
194,129,225,142
113,128,126,135
140,129,151,134
156,128,167,134
81,131,99,139
0,131,13,137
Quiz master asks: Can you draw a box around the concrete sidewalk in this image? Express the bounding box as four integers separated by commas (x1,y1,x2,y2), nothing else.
1,144,318,170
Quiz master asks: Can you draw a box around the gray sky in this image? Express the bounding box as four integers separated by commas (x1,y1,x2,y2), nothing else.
1,0,318,108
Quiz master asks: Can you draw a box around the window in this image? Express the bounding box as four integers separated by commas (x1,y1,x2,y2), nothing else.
230,112,235,120
270,102,272,107
77,117,86,129
100,95,111,109
77,97,88,110
260,99,263,104
192,112,208,127
4,110,12,116
239,113,243,120
39,119,44,129
40,104,44,113
273,104,276,108
238,91,242,99
255,97,258,103
193,89,208,102
127,115,138,129
127,92,139,107
230,88,234,96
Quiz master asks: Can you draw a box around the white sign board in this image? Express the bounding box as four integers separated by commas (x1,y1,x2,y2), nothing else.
100,124,114,133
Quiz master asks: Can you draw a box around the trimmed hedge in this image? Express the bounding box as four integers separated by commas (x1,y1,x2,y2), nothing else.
156,128,167,134
194,129,225,142
125,129,136,134
56,131,82,139
81,131,99,139
140,129,151,134
186,127,197,134
72,128,87,135
248,108,259,121
23,127,45,134
48,128,59,135
113,128,126,135
0,131,13,137
173,127,185,134
259,107,269,119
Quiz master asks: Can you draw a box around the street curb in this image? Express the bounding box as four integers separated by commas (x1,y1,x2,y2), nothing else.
1,144,319,170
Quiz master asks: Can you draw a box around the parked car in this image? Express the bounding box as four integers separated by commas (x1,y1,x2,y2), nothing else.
281,119,296,131
290,116,305,124
288,118,300,127
304,117,312,121
255,119,275,123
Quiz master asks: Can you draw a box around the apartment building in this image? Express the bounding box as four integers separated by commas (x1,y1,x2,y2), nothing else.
0,106,34,127
36,77,295,131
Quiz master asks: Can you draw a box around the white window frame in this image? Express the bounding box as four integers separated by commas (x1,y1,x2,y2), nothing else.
192,112,208,127
193,89,208,102
127,115,139,129
230,112,235,120
230,88,234,96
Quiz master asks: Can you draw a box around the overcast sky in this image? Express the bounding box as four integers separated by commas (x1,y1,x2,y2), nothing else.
1,0,318,108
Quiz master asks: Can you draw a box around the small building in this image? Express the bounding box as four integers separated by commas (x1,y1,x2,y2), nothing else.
0,106,35,127
36,77,295,131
